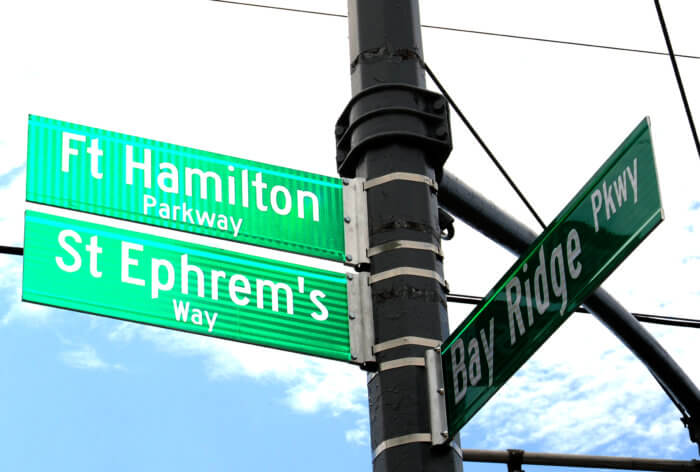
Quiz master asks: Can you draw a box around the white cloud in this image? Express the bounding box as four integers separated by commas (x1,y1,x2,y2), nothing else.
0,168,27,248
60,344,125,371
462,315,699,457
0,256,54,326
108,322,367,416
345,418,369,446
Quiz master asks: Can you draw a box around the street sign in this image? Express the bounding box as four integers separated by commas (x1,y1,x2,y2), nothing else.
26,115,346,262
22,210,353,361
440,118,663,437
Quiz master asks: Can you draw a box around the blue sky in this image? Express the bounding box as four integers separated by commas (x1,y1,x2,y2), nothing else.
1,1,699,471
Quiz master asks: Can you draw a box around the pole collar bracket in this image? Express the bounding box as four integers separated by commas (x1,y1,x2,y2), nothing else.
335,83,452,179
507,449,525,472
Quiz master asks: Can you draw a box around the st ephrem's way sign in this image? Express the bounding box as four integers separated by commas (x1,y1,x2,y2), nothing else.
22,210,356,361
22,116,373,364
428,117,663,440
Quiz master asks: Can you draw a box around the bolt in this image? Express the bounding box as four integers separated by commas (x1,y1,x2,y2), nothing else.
433,98,445,111
441,431,449,438
346,254,353,262
342,178,350,185
438,387,445,395
344,216,351,223
349,313,356,320
433,346,441,353
436,126,447,138
347,273,354,281
351,354,358,360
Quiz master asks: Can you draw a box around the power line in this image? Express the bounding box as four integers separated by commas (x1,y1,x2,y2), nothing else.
654,0,700,161
209,0,344,18
423,22,700,60
447,293,700,329
209,0,700,60
424,61,547,229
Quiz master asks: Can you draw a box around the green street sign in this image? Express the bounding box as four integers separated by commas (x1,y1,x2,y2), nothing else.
441,118,663,436
22,210,352,361
26,115,346,261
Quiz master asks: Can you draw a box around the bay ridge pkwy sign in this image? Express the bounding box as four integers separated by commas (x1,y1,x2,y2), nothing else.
434,117,663,439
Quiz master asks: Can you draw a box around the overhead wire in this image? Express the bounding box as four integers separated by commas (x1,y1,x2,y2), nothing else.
423,61,546,229
653,0,700,161
210,0,700,332
209,0,700,60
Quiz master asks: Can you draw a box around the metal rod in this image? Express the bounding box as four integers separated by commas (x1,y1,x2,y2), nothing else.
446,293,700,328
0,246,23,256
438,170,700,439
461,449,700,471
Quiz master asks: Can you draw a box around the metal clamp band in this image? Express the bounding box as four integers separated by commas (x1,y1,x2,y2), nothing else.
373,336,441,354
347,272,375,365
378,357,425,372
369,267,445,286
367,240,442,258
342,178,370,265
425,348,449,445
373,433,432,460
364,172,438,192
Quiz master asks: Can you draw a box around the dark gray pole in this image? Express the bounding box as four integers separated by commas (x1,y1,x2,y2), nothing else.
336,1,461,470
439,170,700,451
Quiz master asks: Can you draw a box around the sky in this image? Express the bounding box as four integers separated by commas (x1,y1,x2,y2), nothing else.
0,1,699,471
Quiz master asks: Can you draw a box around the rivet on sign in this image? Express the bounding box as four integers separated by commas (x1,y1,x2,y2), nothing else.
441,431,449,438
346,254,353,262
342,178,350,185
347,274,354,281
344,216,351,223
349,313,356,320
438,387,445,395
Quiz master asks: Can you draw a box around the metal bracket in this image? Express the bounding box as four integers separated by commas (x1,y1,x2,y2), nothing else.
507,449,525,472
335,83,452,179
367,240,442,258
373,336,441,354
347,272,375,366
369,267,446,287
425,347,450,446
378,357,425,372
342,178,370,267
364,172,438,192
373,433,432,460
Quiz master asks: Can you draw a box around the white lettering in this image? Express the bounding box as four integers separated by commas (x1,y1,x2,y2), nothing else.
566,229,582,278
56,229,82,273
125,145,152,188
121,242,145,286
85,235,103,278
86,138,103,179
228,274,251,306
450,339,468,404
309,290,328,321
151,258,174,299
479,318,495,387
297,190,320,221
61,132,86,173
